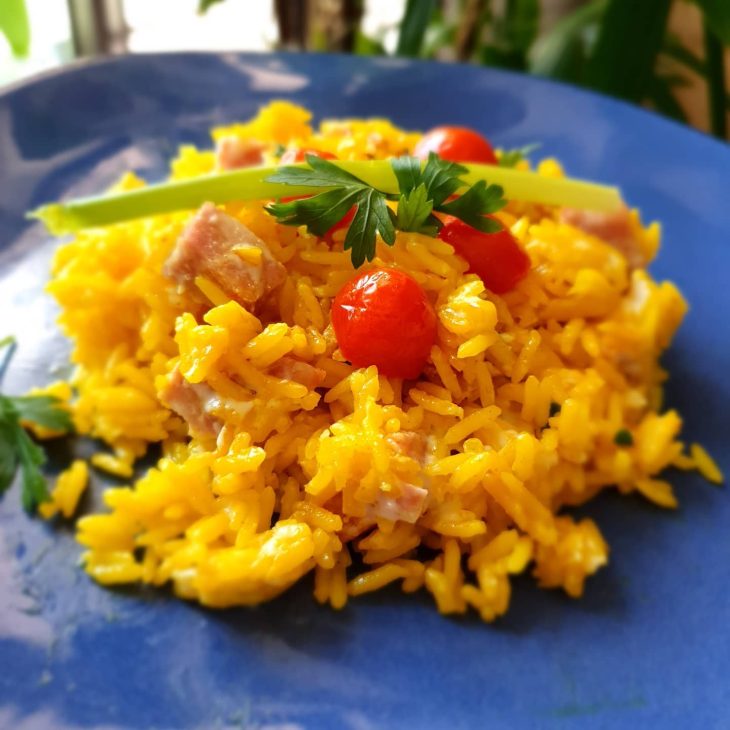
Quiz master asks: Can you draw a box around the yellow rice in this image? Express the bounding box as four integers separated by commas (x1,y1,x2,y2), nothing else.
40,101,714,620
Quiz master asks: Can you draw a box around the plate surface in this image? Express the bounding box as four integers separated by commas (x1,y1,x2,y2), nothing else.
1,52,729,730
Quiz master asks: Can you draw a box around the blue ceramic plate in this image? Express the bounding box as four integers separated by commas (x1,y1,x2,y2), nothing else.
1,53,729,730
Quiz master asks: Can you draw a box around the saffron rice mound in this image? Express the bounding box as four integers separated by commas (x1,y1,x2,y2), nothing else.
43,101,694,620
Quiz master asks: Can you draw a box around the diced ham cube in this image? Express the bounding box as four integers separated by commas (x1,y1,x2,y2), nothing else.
386,431,429,465
560,205,648,269
267,356,326,390
370,482,429,524
366,431,432,523
159,367,221,438
164,203,286,306
215,136,265,171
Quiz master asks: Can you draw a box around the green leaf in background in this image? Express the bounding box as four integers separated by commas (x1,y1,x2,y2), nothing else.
585,0,673,101
421,16,456,59
396,0,437,57
353,30,386,56
504,0,540,53
528,0,606,82
197,0,225,13
691,0,730,45
0,0,30,58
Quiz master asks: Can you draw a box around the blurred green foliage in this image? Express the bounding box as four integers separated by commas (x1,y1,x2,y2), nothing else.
379,0,728,138
0,0,30,58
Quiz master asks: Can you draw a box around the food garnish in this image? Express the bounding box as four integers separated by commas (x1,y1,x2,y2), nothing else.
266,152,505,267
0,338,73,512
29,160,622,243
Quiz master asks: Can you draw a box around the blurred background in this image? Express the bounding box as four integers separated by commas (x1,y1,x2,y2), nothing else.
1,0,728,140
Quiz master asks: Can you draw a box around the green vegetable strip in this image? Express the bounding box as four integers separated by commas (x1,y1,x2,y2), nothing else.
30,161,623,236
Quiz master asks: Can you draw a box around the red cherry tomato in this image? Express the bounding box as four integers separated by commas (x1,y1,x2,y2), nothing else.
280,147,337,164
438,216,530,294
414,126,498,165
324,206,356,244
331,268,437,379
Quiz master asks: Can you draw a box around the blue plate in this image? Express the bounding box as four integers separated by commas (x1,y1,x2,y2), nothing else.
1,52,729,730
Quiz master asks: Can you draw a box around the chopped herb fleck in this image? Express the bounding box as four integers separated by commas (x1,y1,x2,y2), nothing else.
614,429,634,447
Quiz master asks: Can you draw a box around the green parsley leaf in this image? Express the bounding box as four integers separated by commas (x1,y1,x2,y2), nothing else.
14,425,49,512
421,153,468,207
0,343,74,512
265,152,507,267
438,180,506,232
10,395,73,432
391,155,424,195
395,183,438,236
266,154,397,267
498,143,541,168
267,188,359,237
266,153,367,188
0,417,18,494
344,189,396,268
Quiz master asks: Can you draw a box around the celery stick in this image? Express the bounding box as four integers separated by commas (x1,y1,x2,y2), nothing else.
29,161,623,236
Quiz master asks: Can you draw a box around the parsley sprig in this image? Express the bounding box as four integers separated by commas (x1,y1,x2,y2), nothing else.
265,153,507,267
498,143,540,168
0,338,73,512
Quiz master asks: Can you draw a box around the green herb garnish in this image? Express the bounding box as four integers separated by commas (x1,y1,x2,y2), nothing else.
614,428,634,447
28,160,623,239
265,153,506,266
498,143,541,168
0,338,73,512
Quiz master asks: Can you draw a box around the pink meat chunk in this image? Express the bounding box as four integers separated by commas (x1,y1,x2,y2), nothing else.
159,367,221,438
370,483,429,524
267,356,326,390
560,205,647,269
215,136,265,170
164,203,286,306
369,431,431,524
386,431,428,465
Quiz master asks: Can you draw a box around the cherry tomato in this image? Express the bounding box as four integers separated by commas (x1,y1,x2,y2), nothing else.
324,206,356,244
332,268,437,379
280,147,337,164
438,216,530,294
414,126,498,165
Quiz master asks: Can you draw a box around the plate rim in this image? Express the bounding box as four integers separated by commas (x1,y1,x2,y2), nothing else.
1,49,728,158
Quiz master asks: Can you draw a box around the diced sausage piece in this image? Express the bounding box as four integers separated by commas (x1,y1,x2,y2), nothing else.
386,431,429,465
215,136,265,171
164,203,286,306
159,367,221,438
560,205,648,269
267,356,326,390
367,431,431,523
370,483,429,524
